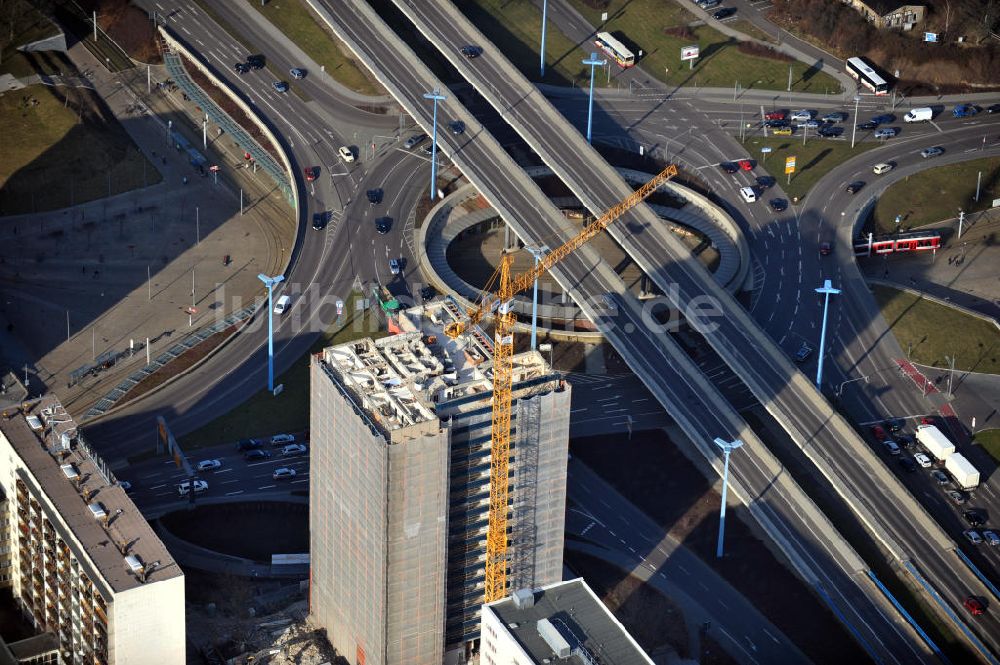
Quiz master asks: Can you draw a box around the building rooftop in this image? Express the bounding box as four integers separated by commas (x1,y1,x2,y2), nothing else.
486,578,654,665
858,0,923,14
320,299,556,438
0,395,181,593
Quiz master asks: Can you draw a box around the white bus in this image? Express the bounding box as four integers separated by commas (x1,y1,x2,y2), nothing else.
594,32,635,68
846,57,888,95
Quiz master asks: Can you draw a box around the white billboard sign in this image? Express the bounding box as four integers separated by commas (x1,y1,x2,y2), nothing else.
680,45,700,61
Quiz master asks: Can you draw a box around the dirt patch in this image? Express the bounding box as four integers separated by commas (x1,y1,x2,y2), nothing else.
570,429,871,665
90,0,163,64
159,501,308,562
122,324,237,404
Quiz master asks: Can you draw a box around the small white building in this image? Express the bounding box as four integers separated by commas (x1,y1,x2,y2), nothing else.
480,579,654,665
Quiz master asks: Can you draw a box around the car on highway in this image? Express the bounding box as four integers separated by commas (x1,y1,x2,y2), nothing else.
855,120,878,131
282,443,308,456
367,188,383,205
885,418,904,433
870,424,887,441
270,433,295,446
819,242,832,256
817,126,843,137
953,104,978,118
290,67,306,80
793,343,813,363
304,166,319,182
964,596,986,616
921,146,944,158
272,81,289,93
421,143,435,156
236,438,261,451
963,509,986,526
949,490,967,504
895,433,913,449
873,162,894,175
273,467,297,480
764,110,787,121
756,175,775,189
246,54,265,70
873,127,898,139
234,62,250,75
375,217,392,234
984,530,1000,547
737,159,753,171
965,529,983,545
197,459,222,472
768,198,787,212
845,181,865,194
177,480,208,496
403,133,427,149
339,146,355,163
771,127,793,136
987,103,1000,114
312,212,327,231
789,109,814,122
389,258,401,275
882,439,901,455
898,455,917,472
712,7,736,19
449,120,466,135
871,114,894,125
720,162,739,174
821,111,847,123
244,449,272,461
931,469,950,485
738,186,757,203
460,45,484,58
914,452,932,467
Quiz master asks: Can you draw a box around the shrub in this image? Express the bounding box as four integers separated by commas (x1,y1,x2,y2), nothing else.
736,41,794,62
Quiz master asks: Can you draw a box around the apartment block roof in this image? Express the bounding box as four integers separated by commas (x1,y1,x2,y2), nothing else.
0,395,181,593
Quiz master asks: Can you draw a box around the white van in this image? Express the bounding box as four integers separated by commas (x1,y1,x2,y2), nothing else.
273,294,291,315
739,186,757,203
872,163,893,175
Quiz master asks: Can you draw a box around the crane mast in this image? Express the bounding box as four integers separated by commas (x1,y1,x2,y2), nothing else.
449,163,679,601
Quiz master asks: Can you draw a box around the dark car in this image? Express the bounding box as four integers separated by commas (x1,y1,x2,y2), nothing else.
964,510,986,527
460,45,483,58
246,54,265,69
886,418,905,433
856,121,878,131
720,162,739,174
420,285,436,300
948,490,967,505
712,7,736,19
821,111,847,123
769,198,788,212
921,146,944,158
236,438,261,451
898,456,918,472
234,62,250,75
764,119,789,128
272,80,289,93
819,242,832,256
871,424,887,441
366,188,383,205
987,103,1000,114
794,343,813,363
244,449,272,461
931,469,950,485
895,434,914,449
818,126,844,138
449,120,466,135
375,217,392,234
756,175,775,189
312,212,327,231
871,114,895,125
290,67,306,80
846,181,865,194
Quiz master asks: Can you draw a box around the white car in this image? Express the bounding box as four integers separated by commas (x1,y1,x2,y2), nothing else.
270,433,295,446
739,186,757,203
790,109,814,122
872,163,893,175
272,467,297,480
177,480,208,496
197,459,222,472
913,452,932,468
282,443,308,456
338,146,355,163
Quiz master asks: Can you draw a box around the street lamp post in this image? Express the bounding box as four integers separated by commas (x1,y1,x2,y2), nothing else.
815,279,841,390
257,273,285,393
423,89,447,200
525,246,548,350
540,0,548,77
714,437,744,558
582,52,607,144
850,95,861,148
836,374,870,399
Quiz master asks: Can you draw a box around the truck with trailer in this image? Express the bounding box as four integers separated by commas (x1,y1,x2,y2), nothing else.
904,107,933,122
945,452,980,489
915,424,955,461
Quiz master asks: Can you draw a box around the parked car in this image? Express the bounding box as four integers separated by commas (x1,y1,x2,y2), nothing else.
964,596,986,616
177,480,208,496
873,127,898,139
949,490,967,504
821,111,847,123
818,126,844,138
197,459,221,472
846,181,865,194
772,127,793,136
449,120,466,135
953,104,978,118
870,424,887,441
375,217,392,234
921,146,944,158
696,0,721,7
987,103,1000,114
789,109,814,122
799,119,820,129
244,449,272,461
282,443,308,456
270,433,295,446
871,114,894,124
965,529,984,545
963,509,986,527
764,119,790,128
931,469,950,485
460,45,483,58
769,198,788,212
712,7,736,19
236,438,261,451
856,120,878,131
873,162,894,175
290,67,306,80
272,81,289,93
339,146,355,163
403,133,427,149
794,343,812,363
914,452,932,468
720,162,739,174
764,110,787,121
984,530,1000,547
272,467,297,480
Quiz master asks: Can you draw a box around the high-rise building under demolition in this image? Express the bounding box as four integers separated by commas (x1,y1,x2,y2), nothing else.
309,299,570,665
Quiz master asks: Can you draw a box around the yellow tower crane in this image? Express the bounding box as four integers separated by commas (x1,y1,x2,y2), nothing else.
444,163,679,602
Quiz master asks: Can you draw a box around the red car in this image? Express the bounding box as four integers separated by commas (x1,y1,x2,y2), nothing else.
737,159,753,171
870,424,887,442
764,110,786,121
921,415,938,426
304,166,319,182
964,596,985,616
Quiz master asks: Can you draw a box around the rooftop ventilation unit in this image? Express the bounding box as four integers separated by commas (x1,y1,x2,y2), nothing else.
537,618,570,659
60,464,79,480
87,503,107,520
512,588,535,609
124,554,144,574
26,415,42,431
